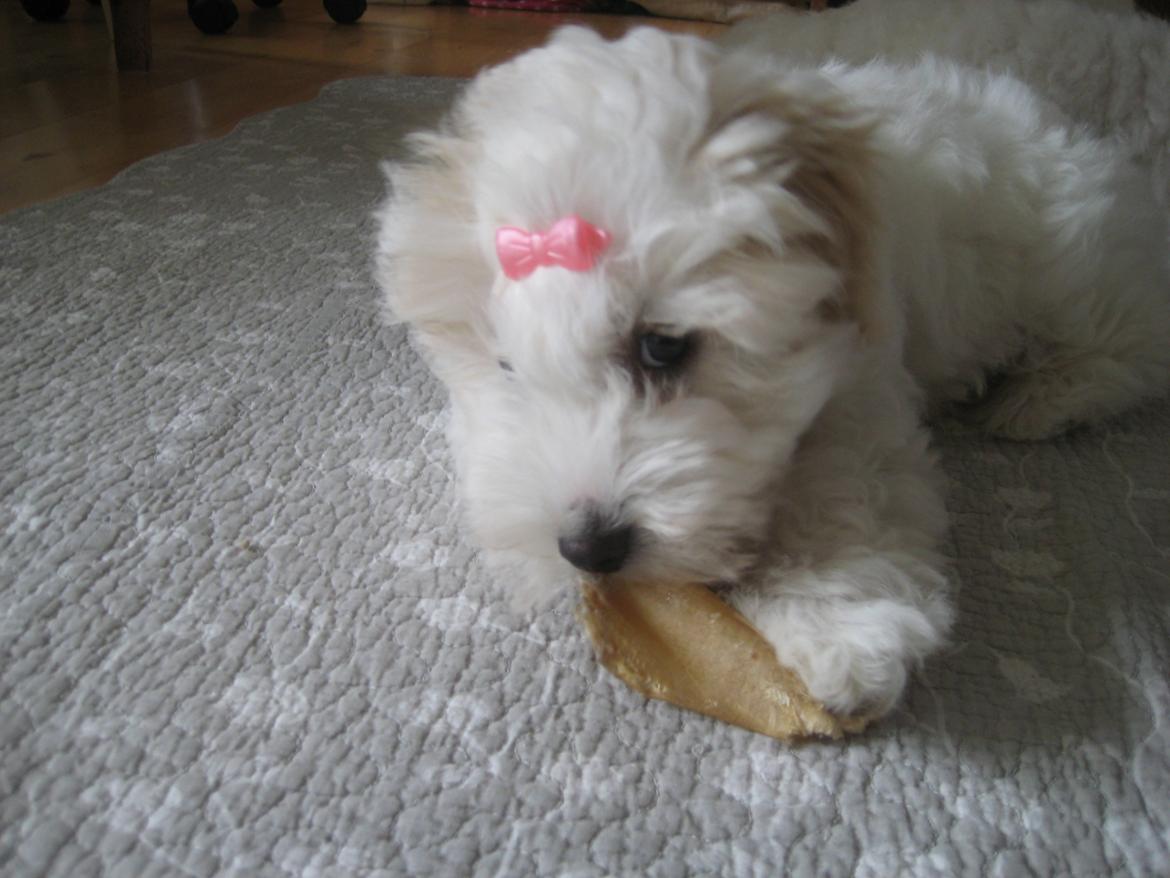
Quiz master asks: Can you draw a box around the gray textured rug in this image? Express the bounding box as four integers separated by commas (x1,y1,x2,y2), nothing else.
2,68,1168,877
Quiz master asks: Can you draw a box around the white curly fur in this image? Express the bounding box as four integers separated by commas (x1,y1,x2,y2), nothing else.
729,0,1170,206
375,23,1170,717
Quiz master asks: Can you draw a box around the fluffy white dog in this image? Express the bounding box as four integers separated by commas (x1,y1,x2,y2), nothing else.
375,25,1170,717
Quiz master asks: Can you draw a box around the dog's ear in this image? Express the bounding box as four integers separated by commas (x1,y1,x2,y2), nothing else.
375,130,498,385
700,63,880,336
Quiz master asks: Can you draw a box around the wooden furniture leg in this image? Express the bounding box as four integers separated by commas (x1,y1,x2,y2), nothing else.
112,0,151,71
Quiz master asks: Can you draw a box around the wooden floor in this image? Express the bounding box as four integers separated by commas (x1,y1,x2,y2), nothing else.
0,2,721,214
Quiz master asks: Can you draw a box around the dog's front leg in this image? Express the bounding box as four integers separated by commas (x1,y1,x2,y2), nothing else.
727,359,955,718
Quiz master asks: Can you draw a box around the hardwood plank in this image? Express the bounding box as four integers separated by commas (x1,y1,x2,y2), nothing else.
2,57,333,208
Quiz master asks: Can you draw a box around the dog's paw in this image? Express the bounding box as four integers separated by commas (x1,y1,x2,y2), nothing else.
962,372,1075,441
965,352,1162,442
731,585,951,718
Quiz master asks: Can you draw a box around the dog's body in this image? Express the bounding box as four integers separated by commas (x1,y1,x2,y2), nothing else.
376,26,1170,716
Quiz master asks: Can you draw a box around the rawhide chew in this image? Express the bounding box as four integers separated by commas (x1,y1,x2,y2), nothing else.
579,580,871,741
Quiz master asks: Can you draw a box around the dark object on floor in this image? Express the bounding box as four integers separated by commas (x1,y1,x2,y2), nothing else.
187,0,365,34
323,0,367,24
20,0,71,21
1136,0,1169,19
188,0,240,34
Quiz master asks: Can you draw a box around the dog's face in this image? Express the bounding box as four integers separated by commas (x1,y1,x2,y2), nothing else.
377,27,877,593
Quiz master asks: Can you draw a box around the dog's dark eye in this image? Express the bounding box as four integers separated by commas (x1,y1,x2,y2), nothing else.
498,359,514,373
638,333,690,370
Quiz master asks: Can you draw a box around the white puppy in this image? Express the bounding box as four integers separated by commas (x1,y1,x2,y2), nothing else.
375,26,1170,717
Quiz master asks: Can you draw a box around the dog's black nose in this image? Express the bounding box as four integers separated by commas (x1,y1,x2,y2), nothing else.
558,523,633,574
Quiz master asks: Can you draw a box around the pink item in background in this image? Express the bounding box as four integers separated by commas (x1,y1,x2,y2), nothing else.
469,1,605,11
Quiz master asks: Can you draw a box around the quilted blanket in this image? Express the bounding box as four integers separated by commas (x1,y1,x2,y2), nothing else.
2,8,1168,878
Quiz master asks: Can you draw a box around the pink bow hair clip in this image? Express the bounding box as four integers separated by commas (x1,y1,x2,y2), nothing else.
495,215,612,281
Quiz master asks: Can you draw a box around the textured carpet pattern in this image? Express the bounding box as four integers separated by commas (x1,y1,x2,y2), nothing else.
2,65,1168,878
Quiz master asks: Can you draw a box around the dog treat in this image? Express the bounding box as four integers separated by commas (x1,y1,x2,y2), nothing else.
579,580,870,741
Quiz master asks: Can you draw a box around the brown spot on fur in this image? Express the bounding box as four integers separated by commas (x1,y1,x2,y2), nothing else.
782,131,881,339
701,65,883,339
